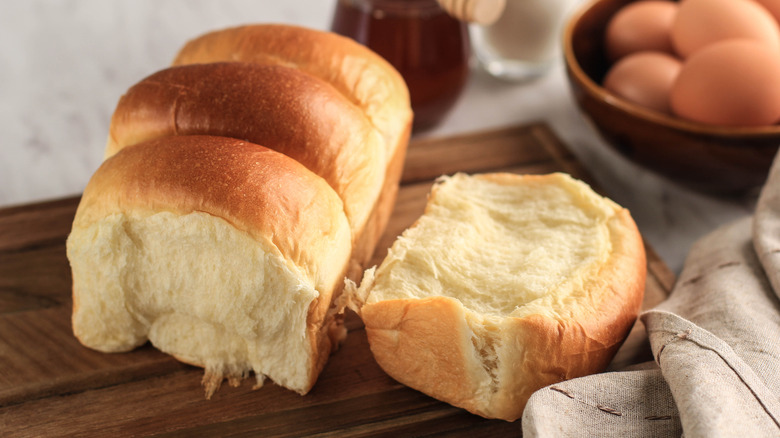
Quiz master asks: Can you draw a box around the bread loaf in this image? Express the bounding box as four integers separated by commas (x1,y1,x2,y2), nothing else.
66,24,412,396
346,172,646,421
68,135,352,395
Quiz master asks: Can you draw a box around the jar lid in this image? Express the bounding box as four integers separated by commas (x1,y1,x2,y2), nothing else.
437,0,506,25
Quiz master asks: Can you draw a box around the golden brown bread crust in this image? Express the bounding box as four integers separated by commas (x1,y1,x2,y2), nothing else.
171,24,412,162
361,297,486,410
359,183,647,421
105,62,387,259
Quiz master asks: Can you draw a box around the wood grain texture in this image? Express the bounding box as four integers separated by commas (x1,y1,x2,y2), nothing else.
0,123,675,437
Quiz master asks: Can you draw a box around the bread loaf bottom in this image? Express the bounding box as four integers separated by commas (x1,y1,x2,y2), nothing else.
67,135,352,396
347,172,646,421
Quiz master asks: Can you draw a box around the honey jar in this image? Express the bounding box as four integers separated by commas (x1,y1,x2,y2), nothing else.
331,0,471,131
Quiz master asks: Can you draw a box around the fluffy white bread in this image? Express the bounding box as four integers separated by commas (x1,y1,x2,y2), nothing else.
67,135,352,396
347,172,646,421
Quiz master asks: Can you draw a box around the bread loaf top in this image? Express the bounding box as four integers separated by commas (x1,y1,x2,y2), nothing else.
171,24,412,161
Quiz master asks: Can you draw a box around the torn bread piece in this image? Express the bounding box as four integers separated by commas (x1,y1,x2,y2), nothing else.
347,172,646,421
67,136,351,396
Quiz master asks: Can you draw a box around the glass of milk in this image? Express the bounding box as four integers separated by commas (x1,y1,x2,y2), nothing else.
470,0,578,81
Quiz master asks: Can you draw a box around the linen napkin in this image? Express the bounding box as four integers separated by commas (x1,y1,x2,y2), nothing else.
522,153,780,437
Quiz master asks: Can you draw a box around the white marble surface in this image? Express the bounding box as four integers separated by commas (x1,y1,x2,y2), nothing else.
0,1,761,273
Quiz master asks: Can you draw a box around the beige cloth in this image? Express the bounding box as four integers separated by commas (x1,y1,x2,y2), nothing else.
522,153,780,437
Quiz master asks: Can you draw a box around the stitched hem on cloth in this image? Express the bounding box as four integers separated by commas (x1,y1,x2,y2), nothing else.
545,382,679,422
642,309,780,430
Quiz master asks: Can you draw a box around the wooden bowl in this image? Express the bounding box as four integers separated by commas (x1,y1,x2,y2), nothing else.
563,0,779,194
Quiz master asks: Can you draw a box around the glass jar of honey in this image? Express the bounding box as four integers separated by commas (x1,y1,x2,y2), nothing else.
331,0,471,132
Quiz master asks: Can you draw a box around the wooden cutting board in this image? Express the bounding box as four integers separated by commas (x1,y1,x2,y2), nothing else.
0,123,675,437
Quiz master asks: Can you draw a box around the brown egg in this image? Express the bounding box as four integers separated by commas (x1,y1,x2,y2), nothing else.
605,1,678,61
603,51,682,114
672,0,780,58
670,39,780,126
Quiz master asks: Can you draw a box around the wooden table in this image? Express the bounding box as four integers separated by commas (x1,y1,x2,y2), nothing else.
0,123,675,436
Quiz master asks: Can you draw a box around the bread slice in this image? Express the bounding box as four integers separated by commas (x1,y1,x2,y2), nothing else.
67,135,352,396
346,172,646,421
